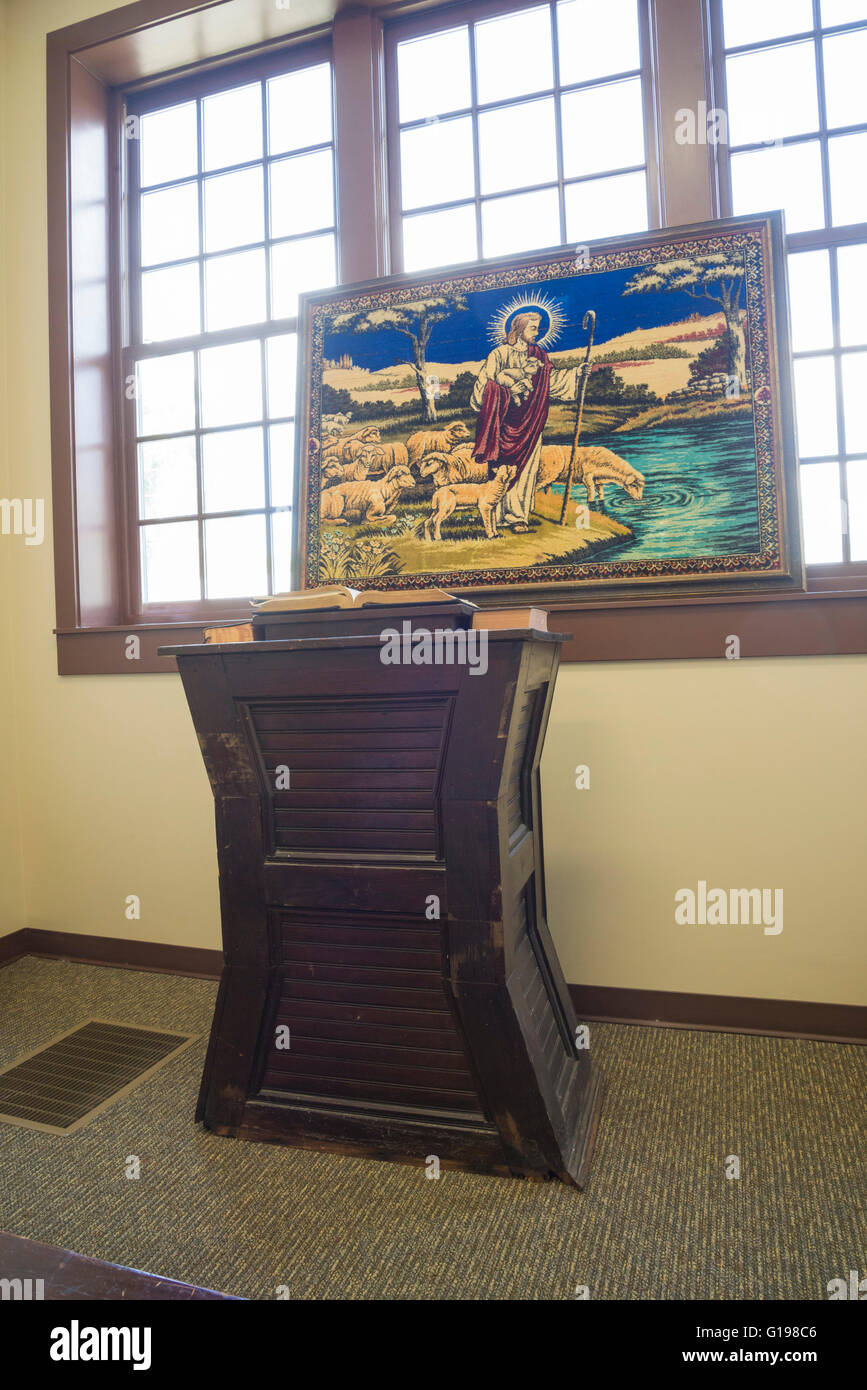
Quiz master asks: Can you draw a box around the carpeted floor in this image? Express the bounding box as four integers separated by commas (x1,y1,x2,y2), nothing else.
0,955,862,1300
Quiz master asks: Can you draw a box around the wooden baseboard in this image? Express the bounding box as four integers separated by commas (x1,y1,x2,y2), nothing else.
569,984,866,1045
0,929,222,979
1,929,863,1043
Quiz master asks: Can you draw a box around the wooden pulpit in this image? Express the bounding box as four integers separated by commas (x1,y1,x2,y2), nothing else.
162,601,602,1185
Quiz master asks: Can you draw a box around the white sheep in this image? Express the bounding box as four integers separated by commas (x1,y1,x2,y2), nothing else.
538,444,645,504
405,421,471,467
424,464,517,541
320,464,416,527
418,444,487,488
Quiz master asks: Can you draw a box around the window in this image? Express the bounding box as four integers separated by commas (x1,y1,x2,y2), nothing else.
388,0,656,273
46,0,867,674
125,53,337,611
715,0,867,566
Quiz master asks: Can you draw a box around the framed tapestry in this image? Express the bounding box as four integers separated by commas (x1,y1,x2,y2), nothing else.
293,212,803,601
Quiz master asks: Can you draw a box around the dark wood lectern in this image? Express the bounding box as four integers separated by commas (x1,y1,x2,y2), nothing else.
162,602,602,1185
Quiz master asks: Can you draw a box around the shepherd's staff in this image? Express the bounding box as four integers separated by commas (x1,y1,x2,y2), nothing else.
558,309,596,526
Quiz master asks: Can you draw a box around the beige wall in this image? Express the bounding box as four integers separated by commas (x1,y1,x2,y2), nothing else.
0,0,26,937
1,0,219,949
543,657,866,1005
0,0,864,1005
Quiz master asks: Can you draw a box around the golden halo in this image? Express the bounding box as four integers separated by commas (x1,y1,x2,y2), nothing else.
487,292,566,349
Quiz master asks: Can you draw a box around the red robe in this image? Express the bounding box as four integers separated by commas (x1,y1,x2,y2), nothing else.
473,343,552,480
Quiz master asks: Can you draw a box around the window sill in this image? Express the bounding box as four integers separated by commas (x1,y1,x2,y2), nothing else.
55,586,867,673
56,622,210,675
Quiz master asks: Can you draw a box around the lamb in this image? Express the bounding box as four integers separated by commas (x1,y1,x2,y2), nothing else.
418,444,487,488
322,425,382,464
424,464,517,542
320,464,416,527
375,440,410,471
321,445,380,486
405,420,471,467
538,444,645,505
494,357,540,406
321,412,351,436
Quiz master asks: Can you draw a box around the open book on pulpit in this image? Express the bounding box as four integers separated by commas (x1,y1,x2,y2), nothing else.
252,585,459,612
202,586,547,643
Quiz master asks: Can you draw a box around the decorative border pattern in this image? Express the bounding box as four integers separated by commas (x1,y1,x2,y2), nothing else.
297,218,797,594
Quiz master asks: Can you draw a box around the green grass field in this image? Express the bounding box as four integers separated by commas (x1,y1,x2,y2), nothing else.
317,488,632,583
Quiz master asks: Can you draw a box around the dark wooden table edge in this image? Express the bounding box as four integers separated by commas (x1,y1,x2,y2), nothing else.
0,1230,243,1300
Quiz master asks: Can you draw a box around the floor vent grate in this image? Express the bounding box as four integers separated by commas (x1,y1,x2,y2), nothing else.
0,1020,196,1134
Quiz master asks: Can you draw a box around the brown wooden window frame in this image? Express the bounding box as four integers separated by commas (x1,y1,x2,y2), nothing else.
47,0,867,676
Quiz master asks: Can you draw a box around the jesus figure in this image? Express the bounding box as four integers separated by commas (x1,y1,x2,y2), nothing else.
471,310,582,533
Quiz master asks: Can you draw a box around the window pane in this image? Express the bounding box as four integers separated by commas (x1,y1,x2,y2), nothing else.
557,0,640,85
136,352,196,436
823,29,867,127
270,233,336,319
268,63,332,155
481,186,560,258
139,436,198,519
131,64,337,607
793,356,839,456
786,250,833,351
204,514,268,598
798,461,843,561
141,263,200,342
140,182,199,266
841,351,867,452
271,509,293,592
730,141,824,233
200,341,262,428
270,423,295,508
396,28,471,122
270,150,335,237
139,103,198,187
725,43,818,145
202,83,262,171
204,248,266,332
266,334,298,419
837,243,867,346
829,132,867,226
562,79,645,177
402,205,477,272
822,0,867,25
399,117,475,211
722,0,813,47
565,170,647,242
142,520,201,601
202,427,265,512
478,98,557,195
847,459,867,560
204,166,264,252
474,6,554,105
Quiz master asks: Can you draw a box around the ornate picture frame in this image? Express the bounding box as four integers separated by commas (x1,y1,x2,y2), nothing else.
294,213,803,600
